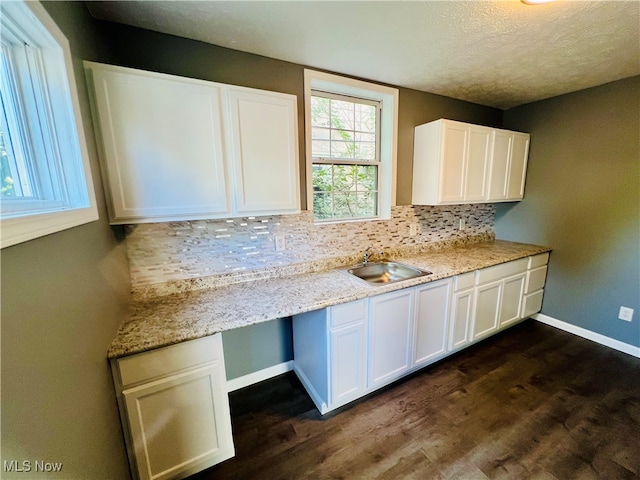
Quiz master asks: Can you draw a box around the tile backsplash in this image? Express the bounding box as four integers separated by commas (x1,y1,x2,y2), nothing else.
124,204,495,287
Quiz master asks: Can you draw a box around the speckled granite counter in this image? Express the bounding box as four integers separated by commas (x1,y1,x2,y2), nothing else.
108,239,551,358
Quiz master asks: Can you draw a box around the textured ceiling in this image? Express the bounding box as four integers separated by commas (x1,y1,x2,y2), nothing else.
86,1,640,110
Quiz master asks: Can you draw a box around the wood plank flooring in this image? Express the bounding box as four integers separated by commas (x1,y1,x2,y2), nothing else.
190,320,640,480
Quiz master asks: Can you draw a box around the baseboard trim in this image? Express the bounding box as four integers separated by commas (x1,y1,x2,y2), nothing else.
227,360,294,392
533,313,640,358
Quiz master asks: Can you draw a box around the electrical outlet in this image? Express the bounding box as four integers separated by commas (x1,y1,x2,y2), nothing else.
459,218,466,230
618,306,634,322
275,235,286,252
409,223,417,236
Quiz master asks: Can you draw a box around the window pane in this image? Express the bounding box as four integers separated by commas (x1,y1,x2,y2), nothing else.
310,96,330,127
311,93,378,162
0,87,32,198
356,191,377,217
312,163,378,221
313,191,333,219
354,103,376,133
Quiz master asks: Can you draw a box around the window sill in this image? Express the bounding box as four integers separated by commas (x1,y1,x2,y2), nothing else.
1,205,99,248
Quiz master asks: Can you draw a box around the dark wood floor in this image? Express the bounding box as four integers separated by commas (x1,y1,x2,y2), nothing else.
191,320,640,480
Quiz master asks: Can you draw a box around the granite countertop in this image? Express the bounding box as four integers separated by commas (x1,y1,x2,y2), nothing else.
108,239,551,359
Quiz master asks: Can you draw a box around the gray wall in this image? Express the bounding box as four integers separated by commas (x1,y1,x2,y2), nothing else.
496,76,640,347
0,2,132,479
96,20,502,378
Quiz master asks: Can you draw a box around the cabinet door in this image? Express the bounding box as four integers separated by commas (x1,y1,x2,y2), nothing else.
89,66,229,223
464,126,491,201
330,323,366,407
472,280,502,340
123,363,234,480
439,121,468,203
500,272,526,328
413,280,451,367
487,130,512,201
449,288,474,352
368,290,413,389
227,89,300,214
506,133,530,200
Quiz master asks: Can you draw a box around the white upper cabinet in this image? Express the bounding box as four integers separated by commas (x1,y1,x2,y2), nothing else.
85,62,300,224
487,130,530,201
227,88,300,215
412,119,529,205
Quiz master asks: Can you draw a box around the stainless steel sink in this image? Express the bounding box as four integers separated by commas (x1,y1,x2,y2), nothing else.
347,261,432,285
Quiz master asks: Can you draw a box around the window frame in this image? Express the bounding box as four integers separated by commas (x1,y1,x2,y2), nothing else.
304,69,398,224
0,0,98,249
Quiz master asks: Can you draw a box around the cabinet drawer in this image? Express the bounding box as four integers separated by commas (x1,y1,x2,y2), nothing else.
117,334,223,388
454,272,475,291
330,299,366,328
528,252,549,269
522,290,544,318
525,266,548,294
476,258,527,285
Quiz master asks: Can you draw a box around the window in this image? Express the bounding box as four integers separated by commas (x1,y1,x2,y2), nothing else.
304,70,398,223
311,92,380,220
0,0,97,248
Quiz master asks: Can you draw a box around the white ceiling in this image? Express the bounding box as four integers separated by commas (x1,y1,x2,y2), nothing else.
86,1,640,110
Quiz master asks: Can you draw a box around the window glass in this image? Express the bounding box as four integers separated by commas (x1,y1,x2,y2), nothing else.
310,92,380,221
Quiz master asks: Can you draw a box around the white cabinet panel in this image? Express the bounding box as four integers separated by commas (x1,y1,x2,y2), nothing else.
500,273,526,328
368,290,413,389
330,324,366,406
439,122,468,202
507,133,530,200
464,126,491,201
488,129,530,202
523,290,544,318
413,279,451,367
88,65,228,223
227,89,299,214
473,280,502,340
488,130,512,201
124,363,233,480
525,266,548,294
449,288,474,352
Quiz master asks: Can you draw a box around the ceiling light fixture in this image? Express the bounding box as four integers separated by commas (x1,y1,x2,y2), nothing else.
521,0,554,4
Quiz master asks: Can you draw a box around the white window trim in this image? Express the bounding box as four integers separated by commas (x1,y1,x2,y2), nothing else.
304,69,398,223
0,0,98,249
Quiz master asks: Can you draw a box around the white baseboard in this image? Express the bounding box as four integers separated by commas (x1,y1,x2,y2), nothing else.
533,313,640,358
227,360,294,392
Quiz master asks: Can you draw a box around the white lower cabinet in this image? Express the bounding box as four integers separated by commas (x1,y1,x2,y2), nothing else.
413,279,452,367
293,254,549,415
368,289,414,389
112,334,234,480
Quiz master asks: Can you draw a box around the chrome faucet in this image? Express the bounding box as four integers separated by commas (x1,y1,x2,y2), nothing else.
363,246,372,264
